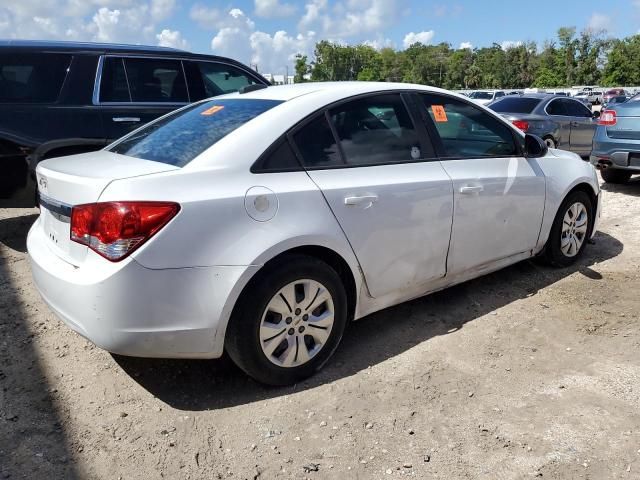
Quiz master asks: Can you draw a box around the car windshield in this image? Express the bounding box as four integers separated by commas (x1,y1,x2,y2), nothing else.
109,98,282,167
488,97,542,114
469,91,493,100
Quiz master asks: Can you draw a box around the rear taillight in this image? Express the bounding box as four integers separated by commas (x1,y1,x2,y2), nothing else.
598,110,617,126
511,120,529,132
71,201,180,261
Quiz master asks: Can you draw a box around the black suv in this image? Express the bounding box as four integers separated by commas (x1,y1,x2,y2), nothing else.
0,40,269,206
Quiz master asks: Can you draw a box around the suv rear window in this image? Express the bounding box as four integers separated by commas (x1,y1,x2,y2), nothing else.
109,98,282,166
489,97,542,114
0,53,72,103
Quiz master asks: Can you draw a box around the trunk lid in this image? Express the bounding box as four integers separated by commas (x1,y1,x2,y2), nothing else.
606,103,640,140
35,151,179,265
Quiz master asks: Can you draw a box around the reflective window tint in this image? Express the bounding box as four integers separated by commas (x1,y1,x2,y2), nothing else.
110,99,282,166
421,94,518,158
292,115,342,168
254,138,301,172
329,94,424,166
0,53,71,103
196,62,257,97
123,58,188,103
564,99,592,117
546,99,568,116
100,57,130,102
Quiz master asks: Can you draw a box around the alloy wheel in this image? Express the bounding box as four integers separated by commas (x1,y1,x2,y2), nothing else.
259,279,335,368
560,202,589,257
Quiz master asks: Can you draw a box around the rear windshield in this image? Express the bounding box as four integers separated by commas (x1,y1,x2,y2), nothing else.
489,97,542,114
0,53,72,103
469,91,492,100
109,98,282,166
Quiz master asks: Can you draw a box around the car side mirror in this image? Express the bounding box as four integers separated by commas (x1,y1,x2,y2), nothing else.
592,110,601,119
524,133,548,158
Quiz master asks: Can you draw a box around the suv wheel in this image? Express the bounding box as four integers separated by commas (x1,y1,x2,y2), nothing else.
601,168,631,184
225,255,348,386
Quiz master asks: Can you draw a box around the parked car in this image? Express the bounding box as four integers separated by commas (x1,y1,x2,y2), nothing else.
0,40,269,206
591,93,640,183
28,82,601,385
489,94,599,157
602,88,627,104
574,90,602,105
468,90,506,106
602,95,628,109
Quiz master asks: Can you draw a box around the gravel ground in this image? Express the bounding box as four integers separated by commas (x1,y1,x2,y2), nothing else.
1,177,640,480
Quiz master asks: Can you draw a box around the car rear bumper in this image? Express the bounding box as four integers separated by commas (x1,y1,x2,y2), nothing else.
28,217,256,359
591,132,640,172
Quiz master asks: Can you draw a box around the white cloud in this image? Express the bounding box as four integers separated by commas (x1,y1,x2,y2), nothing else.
587,12,612,32
500,40,522,50
403,30,435,48
150,0,175,21
363,36,394,50
210,8,315,74
189,4,222,29
156,28,188,49
459,41,473,50
254,0,297,18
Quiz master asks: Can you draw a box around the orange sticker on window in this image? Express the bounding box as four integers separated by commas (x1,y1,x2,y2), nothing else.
201,105,225,116
431,105,448,122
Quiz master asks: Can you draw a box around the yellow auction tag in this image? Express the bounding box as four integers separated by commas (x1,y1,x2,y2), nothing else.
201,105,225,116
431,105,448,122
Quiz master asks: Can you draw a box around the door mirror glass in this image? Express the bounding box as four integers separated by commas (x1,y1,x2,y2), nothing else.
524,134,548,158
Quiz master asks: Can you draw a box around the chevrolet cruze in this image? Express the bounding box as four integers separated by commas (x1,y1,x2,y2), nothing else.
28,82,602,385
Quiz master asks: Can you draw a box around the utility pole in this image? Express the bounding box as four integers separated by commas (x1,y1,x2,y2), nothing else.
285,65,289,85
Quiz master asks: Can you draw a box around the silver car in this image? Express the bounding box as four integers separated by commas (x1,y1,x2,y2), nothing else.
489,94,600,157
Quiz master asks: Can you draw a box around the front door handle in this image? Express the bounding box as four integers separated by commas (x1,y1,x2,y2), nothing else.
460,185,483,194
112,117,141,123
344,195,378,208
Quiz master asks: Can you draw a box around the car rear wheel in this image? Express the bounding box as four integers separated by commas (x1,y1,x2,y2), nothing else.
544,190,593,267
225,254,348,386
543,136,557,149
600,168,631,184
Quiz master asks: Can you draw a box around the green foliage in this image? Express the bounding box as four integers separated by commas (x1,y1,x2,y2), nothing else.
300,28,637,88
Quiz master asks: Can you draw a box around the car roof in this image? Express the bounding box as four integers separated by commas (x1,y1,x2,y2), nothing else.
217,81,451,103
0,39,254,64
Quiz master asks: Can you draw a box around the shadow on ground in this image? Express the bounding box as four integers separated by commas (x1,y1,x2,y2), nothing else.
600,176,640,197
114,231,623,411
0,210,79,478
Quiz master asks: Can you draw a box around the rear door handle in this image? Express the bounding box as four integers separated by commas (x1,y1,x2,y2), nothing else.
460,185,483,194
112,117,141,123
344,195,378,208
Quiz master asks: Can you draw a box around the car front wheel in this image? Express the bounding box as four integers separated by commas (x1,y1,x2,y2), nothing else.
225,255,348,386
544,190,593,267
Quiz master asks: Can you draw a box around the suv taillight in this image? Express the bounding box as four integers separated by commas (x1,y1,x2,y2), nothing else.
512,120,529,132
598,110,617,126
71,201,180,261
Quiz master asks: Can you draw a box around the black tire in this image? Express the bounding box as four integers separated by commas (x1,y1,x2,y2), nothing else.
601,168,631,184
544,190,593,267
225,254,348,386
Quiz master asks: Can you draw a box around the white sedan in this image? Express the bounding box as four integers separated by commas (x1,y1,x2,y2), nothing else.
28,82,601,385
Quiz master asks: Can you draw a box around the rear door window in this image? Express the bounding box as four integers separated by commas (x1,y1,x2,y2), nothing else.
99,57,130,102
123,57,188,103
328,94,428,166
0,53,72,103
109,98,282,166
546,99,568,116
564,99,592,118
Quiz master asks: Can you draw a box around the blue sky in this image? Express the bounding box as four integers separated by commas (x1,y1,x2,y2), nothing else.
1,0,638,74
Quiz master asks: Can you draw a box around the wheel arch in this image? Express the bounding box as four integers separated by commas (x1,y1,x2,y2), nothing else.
212,241,364,358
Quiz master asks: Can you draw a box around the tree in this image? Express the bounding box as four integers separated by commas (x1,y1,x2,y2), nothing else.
557,27,577,85
294,54,310,83
602,36,640,86
532,67,564,88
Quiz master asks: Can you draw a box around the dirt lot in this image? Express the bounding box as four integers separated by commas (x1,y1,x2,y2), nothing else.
1,178,640,480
